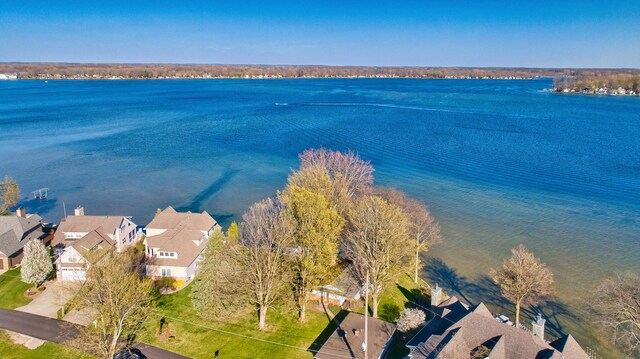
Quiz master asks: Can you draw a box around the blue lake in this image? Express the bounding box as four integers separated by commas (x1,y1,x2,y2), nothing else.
1,78,639,353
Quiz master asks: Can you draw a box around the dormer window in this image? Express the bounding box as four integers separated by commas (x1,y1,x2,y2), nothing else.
158,251,176,258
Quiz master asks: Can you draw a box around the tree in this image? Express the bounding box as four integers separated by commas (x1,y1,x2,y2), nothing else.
344,195,412,318
374,187,442,283
490,245,554,327
296,148,374,213
190,231,235,320
592,272,640,357
226,221,239,243
21,239,53,288
70,251,154,359
0,176,19,215
397,308,426,332
280,185,344,321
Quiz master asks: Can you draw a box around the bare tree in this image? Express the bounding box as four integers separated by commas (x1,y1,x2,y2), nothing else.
344,195,412,318
374,187,442,283
490,245,554,327
296,148,374,213
234,198,293,330
70,251,154,359
592,272,640,357
0,176,19,215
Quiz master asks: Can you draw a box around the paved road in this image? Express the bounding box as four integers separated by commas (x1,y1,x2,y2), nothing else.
0,309,189,359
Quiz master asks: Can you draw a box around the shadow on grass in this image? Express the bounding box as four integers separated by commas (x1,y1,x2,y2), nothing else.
307,310,349,355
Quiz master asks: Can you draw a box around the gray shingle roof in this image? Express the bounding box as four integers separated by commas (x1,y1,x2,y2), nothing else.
0,214,45,257
315,312,395,359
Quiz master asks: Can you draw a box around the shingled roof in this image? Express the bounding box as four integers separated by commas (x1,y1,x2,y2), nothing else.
146,206,217,232
53,215,128,247
0,214,45,257
407,297,591,359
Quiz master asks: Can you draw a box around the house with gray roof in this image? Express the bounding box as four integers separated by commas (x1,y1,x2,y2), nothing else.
314,312,395,359
310,264,363,308
144,206,219,281
407,290,590,359
0,208,48,270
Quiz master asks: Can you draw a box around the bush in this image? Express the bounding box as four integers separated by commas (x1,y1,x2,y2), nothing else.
155,276,176,290
173,279,184,289
397,308,426,332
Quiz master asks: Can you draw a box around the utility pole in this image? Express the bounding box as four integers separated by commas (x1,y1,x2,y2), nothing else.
363,269,369,359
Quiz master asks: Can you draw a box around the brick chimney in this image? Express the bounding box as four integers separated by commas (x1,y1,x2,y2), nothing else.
532,314,546,341
74,206,85,216
15,207,27,218
431,284,443,308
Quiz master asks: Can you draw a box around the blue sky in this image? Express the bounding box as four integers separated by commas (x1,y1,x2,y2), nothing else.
1,1,639,67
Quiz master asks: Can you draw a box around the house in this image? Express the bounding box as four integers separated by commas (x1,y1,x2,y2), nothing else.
314,312,395,359
310,264,362,308
55,228,115,281
406,287,590,359
51,206,139,255
0,208,50,270
144,206,219,281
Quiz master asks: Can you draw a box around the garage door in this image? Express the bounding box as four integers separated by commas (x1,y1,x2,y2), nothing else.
61,267,86,281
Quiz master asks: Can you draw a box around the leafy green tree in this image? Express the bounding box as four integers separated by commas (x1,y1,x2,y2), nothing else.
226,221,239,243
280,185,344,321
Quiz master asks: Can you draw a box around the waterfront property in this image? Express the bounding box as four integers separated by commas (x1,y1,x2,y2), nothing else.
310,264,362,308
406,287,590,359
314,312,395,359
144,206,219,281
52,206,139,281
0,208,50,270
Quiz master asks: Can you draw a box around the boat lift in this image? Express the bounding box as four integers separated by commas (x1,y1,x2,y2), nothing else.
30,188,49,199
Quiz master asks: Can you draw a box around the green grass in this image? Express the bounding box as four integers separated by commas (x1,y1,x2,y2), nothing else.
0,268,33,309
0,330,94,359
138,274,427,359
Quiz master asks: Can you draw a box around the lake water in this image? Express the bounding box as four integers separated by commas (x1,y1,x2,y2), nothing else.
1,79,638,354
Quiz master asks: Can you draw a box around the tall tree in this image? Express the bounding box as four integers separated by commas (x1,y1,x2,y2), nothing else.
374,187,442,283
190,231,235,320
592,272,640,357
280,185,344,321
21,239,53,288
70,251,154,359
226,221,239,243
234,198,293,330
490,245,554,327
296,148,374,213
0,176,19,215
344,195,412,318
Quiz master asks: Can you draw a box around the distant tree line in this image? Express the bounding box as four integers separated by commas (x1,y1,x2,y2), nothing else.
3,62,635,80
553,72,640,94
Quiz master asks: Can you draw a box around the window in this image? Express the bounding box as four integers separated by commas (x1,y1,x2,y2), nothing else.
161,268,171,277
158,251,176,258
68,253,79,263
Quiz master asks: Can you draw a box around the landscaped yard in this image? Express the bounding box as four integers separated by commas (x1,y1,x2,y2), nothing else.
0,268,33,309
138,273,428,359
0,330,93,359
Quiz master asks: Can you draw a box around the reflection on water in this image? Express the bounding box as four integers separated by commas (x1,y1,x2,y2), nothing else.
1,79,639,355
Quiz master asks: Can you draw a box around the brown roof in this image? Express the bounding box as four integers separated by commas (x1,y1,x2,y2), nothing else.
315,312,395,359
53,215,128,247
146,227,208,267
408,298,590,359
146,206,217,232
70,229,115,263
549,334,590,359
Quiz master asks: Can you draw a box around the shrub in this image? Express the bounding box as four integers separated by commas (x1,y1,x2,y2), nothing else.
172,279,184,289
155,276,176,290
397,308,426,332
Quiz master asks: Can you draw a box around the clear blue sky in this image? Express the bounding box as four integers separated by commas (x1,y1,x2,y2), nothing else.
1,0,639,68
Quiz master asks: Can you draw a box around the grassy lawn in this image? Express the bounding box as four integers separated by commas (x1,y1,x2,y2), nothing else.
0,330,93,359
138,274,427,359
0,268,33,309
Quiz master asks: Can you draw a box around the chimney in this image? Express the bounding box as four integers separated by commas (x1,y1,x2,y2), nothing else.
431,284,443,308
15,207,27,218
532,314,546,341
353,329,360,337
74,206,85,216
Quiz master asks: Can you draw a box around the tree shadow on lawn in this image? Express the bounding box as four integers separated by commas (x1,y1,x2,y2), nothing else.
307,310,349,355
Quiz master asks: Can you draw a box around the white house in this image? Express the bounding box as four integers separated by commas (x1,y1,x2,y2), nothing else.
52,207,139,281
144,206,219,281
55,229,115,281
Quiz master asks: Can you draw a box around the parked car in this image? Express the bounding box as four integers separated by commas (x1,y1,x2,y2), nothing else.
114,347,146,359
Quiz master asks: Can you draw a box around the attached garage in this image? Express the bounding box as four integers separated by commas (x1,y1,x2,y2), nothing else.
60,267,86,281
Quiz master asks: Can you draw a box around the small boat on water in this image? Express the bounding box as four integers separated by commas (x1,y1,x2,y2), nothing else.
274,102,288,106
